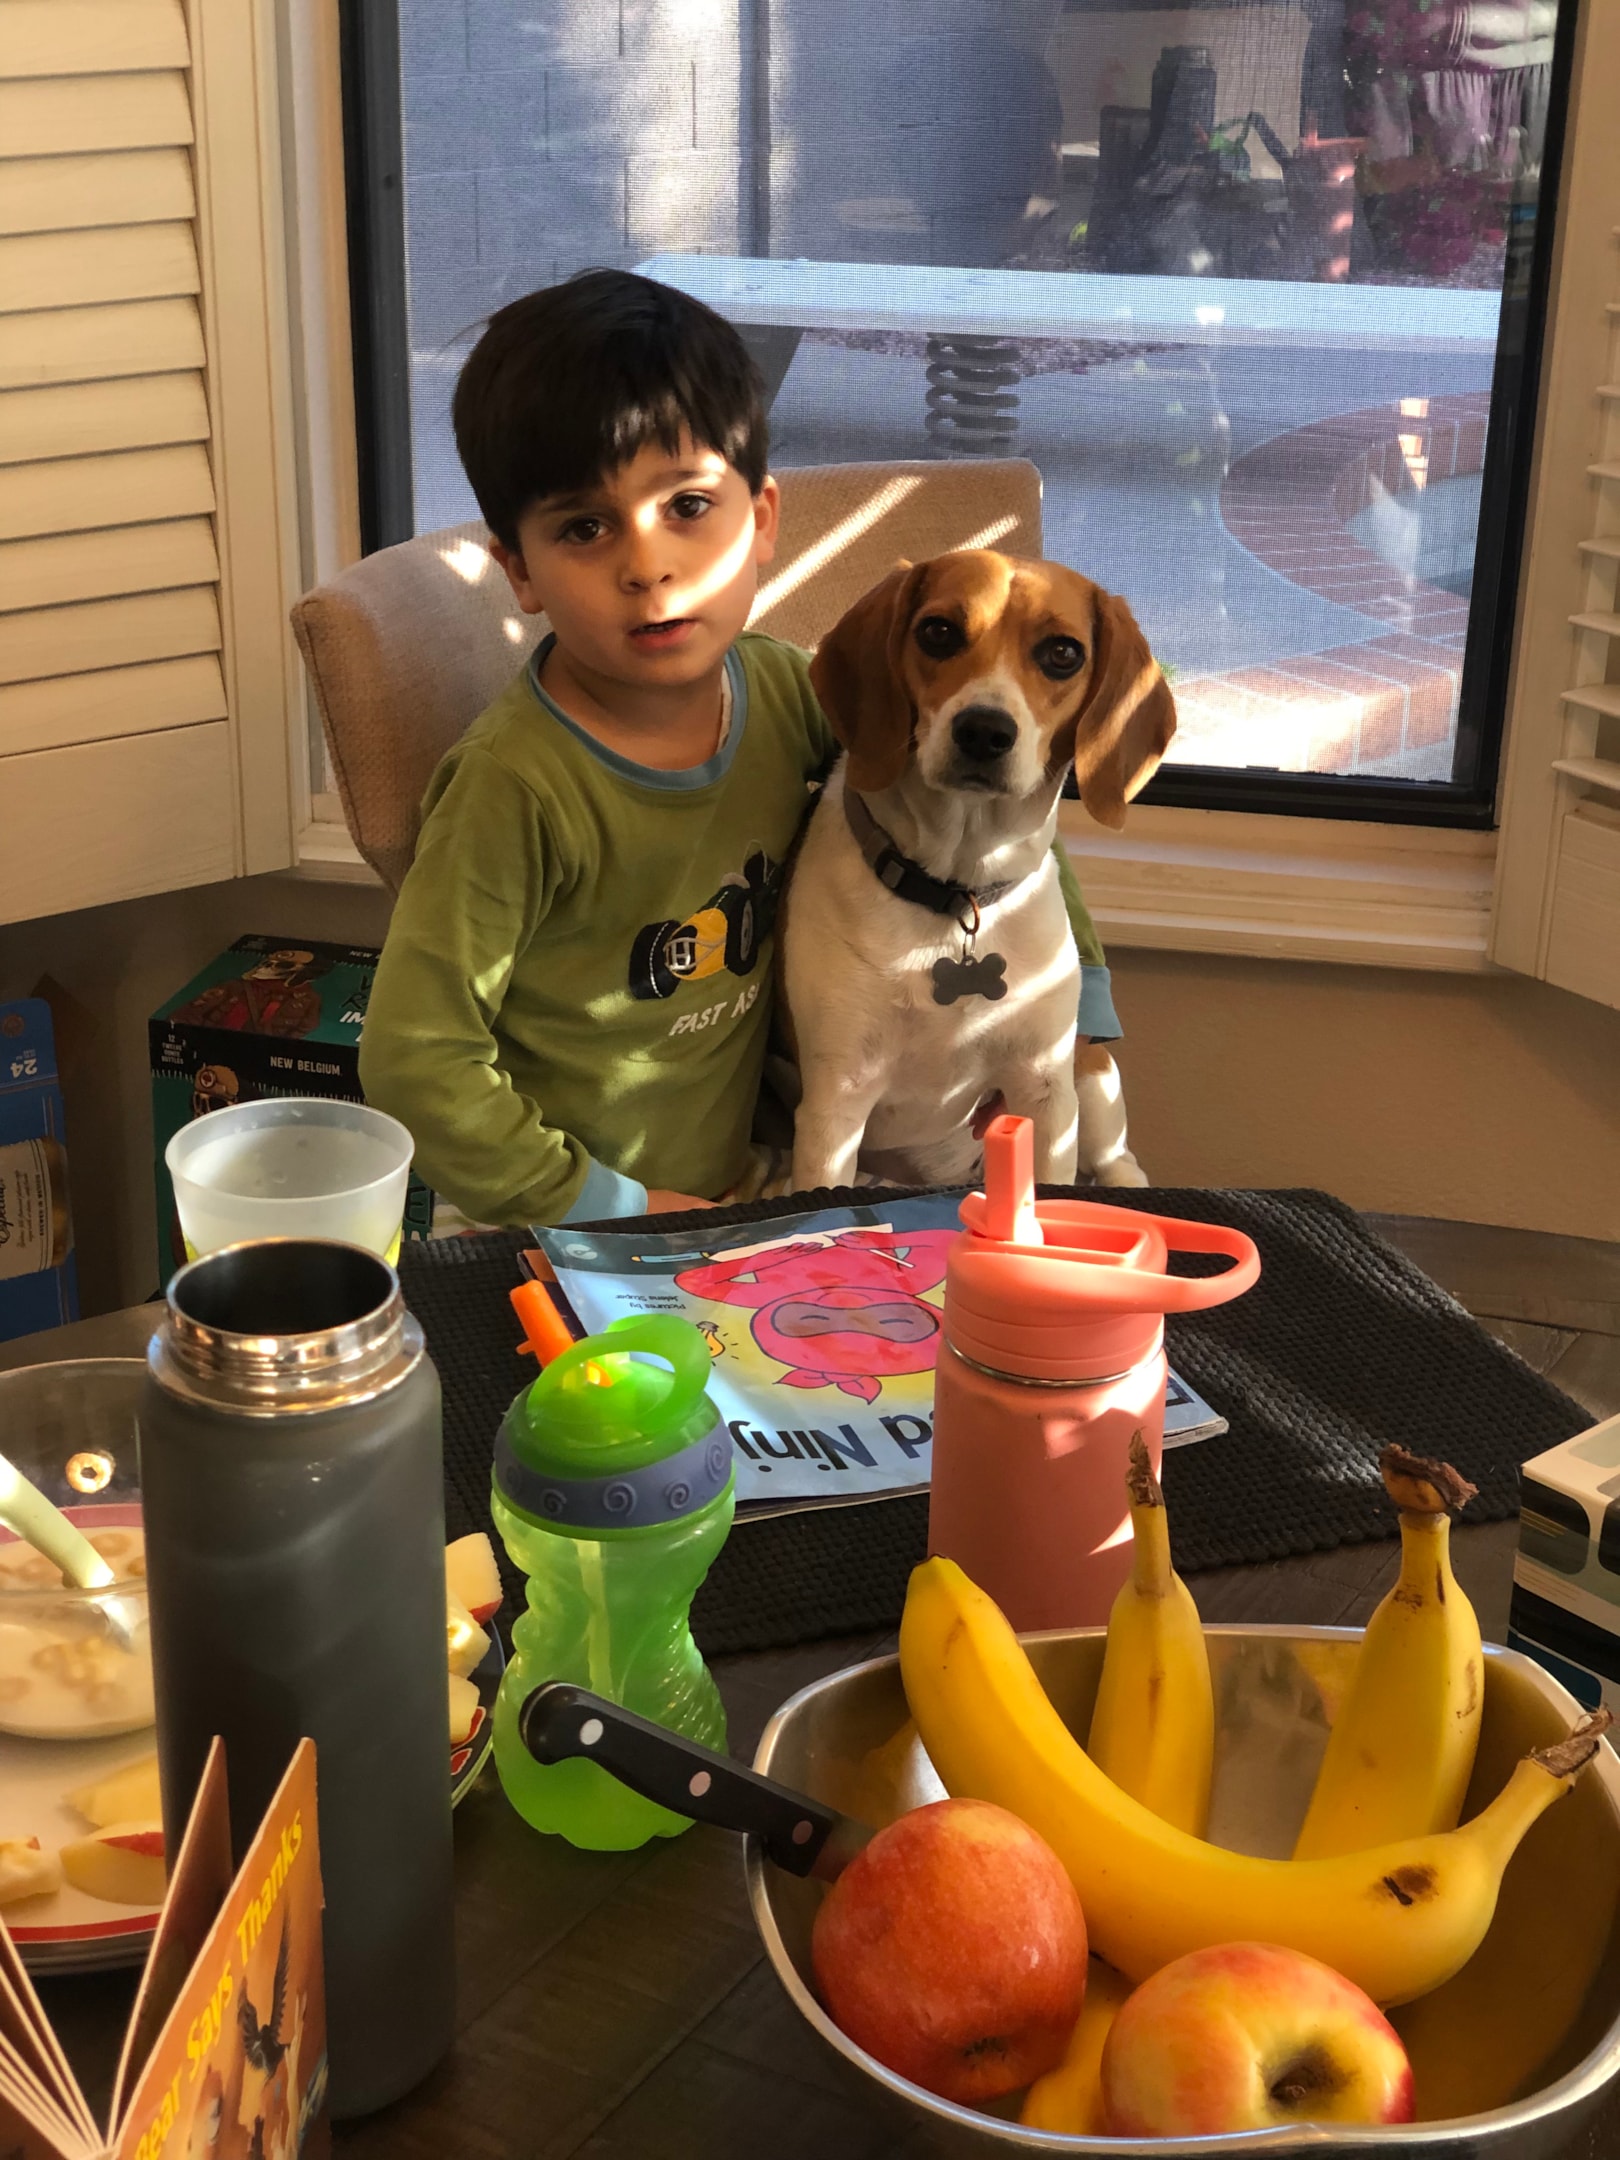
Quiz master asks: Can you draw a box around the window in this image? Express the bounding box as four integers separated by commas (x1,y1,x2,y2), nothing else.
343,0,1577,825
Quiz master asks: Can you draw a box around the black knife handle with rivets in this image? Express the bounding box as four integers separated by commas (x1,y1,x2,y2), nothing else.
517,1681,869,1880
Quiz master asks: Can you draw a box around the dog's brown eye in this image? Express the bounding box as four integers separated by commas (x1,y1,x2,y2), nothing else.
1037,635,1085,679
915,615,965,660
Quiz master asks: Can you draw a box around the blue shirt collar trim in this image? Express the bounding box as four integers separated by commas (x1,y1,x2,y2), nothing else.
525,634,747,792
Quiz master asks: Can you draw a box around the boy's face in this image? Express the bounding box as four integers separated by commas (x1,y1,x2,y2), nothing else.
491,434,779,692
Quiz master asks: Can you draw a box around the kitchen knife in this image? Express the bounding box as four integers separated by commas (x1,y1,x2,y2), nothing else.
519,1681,873,1882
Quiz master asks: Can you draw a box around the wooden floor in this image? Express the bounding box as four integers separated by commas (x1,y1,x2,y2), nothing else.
26,1214,1620,2157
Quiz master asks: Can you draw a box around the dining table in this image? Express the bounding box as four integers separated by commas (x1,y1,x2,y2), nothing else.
7,1207,1619,2160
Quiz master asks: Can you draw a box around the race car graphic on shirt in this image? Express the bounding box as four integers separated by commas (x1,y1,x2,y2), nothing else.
627,846,779,1002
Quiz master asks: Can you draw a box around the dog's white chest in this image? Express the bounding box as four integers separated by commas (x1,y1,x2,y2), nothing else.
864,874,1077,1071
782,544,1161,1193
782,778,1080,1180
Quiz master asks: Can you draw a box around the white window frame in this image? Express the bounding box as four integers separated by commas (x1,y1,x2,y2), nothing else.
276,6,1613,978
187,0,308,883
1488,0,1620,1000
277,0,366,872
1061,801,1495,971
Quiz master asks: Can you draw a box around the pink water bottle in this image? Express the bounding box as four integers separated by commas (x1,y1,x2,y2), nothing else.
928,1116,1260,1631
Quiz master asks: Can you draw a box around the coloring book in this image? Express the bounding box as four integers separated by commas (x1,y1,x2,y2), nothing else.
529,1193,1224,1516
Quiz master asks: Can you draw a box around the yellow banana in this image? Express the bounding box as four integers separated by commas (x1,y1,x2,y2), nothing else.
1293,1445,1483,1861
899,1555,1609,2007
1020,1959,1133,2134
1391,1682,1620,2119
1086,1433,1213,1834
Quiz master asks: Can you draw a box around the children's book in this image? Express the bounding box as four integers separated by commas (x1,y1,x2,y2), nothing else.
0,1739,326,2160
528,1192,1226,1518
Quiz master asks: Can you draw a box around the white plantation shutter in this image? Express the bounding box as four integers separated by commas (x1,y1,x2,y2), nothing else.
1491,0,1620,1010
0,0,300,926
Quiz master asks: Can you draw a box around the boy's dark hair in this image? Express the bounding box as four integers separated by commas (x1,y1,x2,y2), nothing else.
452,269,769,549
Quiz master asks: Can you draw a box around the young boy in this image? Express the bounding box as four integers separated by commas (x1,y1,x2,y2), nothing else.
360,271,1118,1226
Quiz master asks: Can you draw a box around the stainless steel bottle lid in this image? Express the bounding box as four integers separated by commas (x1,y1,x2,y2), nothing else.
149,1238,424,1415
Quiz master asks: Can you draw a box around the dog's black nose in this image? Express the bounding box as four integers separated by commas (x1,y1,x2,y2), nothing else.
951,706,1018,763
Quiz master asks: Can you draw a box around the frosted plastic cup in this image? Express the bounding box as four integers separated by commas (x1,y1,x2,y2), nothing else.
165,1098,414,1267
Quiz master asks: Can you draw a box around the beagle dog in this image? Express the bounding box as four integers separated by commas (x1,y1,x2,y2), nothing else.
781,549,1174,1193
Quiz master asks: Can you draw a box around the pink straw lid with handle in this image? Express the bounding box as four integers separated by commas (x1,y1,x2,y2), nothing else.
948,1115,1261,1380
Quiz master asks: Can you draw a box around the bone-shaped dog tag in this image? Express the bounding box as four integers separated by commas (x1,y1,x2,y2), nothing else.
932,952,1008,1005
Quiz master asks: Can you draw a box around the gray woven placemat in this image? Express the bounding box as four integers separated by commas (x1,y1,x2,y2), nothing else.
400,1187,1588,1656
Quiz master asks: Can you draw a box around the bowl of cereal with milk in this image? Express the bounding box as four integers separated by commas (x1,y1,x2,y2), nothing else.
0,1361,151,1740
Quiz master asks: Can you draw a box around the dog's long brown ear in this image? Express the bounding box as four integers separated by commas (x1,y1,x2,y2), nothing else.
1071,590,1176,831
808,561,926,794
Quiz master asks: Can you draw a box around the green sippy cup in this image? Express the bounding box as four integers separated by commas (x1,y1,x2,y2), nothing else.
491,1284,735,1850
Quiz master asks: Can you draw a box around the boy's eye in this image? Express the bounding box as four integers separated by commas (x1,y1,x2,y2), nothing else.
557,516,606,545
668,492,713,521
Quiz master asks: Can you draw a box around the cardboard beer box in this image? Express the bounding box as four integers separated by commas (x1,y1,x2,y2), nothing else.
1510,1411,1620,1716
0,998,79,1345
149,937,432,1284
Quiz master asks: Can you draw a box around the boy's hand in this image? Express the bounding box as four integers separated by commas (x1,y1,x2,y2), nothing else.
644,1188,717,1213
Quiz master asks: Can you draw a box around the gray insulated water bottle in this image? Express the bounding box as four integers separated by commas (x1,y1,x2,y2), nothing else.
139,1240,454,2120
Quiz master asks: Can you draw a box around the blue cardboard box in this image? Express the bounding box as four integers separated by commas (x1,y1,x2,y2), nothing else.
0,999,79,1343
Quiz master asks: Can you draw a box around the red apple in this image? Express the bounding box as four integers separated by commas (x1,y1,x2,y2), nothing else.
810,1797,1087,2104
1102,1942,1415,2136
446,1589,492,1679
0,1836,62,1906
448,1671,480,1746
446,1533,502,1625
60,1819,166,1906
69,1754,160,1829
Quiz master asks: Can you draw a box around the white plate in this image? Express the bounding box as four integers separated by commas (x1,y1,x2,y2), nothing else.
451,1629,503,1806
0,1725,161,1972
1,1630,506,1975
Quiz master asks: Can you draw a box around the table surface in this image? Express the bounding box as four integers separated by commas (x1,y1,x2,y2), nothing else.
11,1212,1620,2159
632,254,1504,351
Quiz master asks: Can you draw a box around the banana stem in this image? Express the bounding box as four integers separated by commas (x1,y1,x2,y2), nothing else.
1125,1431,1161,1510
1126,1433,1174,1599
1533,1709,1613,1779
1381,1444,1478,1518
1463,1713,1612,1867
1394,1506,1450,1603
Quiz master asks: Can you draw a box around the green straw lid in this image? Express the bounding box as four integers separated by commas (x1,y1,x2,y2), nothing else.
495,1313,732,1530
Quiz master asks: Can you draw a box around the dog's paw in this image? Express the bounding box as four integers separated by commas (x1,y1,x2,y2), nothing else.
1092,1154,1150,1188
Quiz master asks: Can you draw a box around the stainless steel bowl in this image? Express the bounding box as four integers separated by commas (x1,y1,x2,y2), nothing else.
749,1626,1620,2155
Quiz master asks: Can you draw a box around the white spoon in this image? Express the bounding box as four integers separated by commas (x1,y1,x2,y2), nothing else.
0,1451,140,1648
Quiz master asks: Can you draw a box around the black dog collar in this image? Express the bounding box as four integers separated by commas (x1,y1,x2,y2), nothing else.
842,786,1028,936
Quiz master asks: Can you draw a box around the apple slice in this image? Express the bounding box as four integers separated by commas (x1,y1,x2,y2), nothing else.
68,1753,161,1830
446,1533,502,1625
449,1672,480,1748
60,1820,165,1907
446,1591,492,1681
0,1837,62,1906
